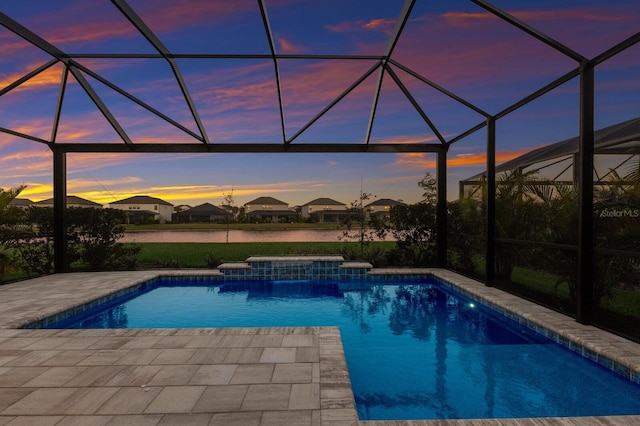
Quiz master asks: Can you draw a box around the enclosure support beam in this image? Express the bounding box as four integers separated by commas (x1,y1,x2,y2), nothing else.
437,148,448,268
485,117,496,287
53,143,443,154
53,149,69,273
576,62,595,324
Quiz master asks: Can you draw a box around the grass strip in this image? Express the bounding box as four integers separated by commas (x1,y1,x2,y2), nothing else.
134,241,395,267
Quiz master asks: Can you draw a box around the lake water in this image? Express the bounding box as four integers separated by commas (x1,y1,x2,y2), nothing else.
119,229,390,243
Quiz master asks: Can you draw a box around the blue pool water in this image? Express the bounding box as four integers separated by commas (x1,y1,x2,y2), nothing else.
47,278,640,420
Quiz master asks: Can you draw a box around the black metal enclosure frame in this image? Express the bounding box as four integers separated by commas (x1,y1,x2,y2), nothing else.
1,0,639,326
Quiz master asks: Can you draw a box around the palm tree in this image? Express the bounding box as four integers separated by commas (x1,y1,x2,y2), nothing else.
493,168,543,280
0,185,27,276
0,185,27,221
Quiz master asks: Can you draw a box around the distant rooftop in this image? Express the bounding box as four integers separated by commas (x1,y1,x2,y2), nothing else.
303,198,346,207
34,195,102,207
110,195,173,206
366,198,403,207
245,196,289,206
8,198,33,207
180,202,228,215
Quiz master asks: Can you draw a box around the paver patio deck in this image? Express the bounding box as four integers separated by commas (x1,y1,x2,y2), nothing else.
1,269,639,425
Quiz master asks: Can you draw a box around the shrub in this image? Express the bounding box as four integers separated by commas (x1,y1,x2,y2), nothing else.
339,244,391,267
67,207,137,270
206,252,224,268
386,202,437,267
14,241,54,275
154,257,183,268
4,206,140,275
4,208,57,275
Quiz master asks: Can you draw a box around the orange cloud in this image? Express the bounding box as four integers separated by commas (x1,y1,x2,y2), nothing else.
49,21,135,47
0,36,35,57
134,0,256,34
188,62,275,110
390,3,640,103
5,3,137,50
1,116,56,142
0,62,64,95
372,134,441,144
512,8,630,23
325,17,396,33
182,59,381,138
440,11,494,27
281,61,374,102
0,148,49,163
66,152,154,173
0,161,51,179
0,1,257,60
275,35,307,54
442,8,629,29
392,147,535,170
364,18,396,31
454,149,533,167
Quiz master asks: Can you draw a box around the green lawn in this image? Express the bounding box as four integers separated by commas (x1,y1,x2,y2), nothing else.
510,266,572,298
134,241,394,267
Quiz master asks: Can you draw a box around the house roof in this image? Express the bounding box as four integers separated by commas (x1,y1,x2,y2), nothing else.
8,198,33,207
463,116,640,182
244,196,288,206
365,198,403,207
302,198,346,207
34,195,102,207
178,203,228,215
110,195,173,206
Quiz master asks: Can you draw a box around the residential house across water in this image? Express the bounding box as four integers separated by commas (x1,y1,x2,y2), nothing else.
300,197,349,222
365,198,404,219
172,202,230,224
108,195,174,224
244,196,297,223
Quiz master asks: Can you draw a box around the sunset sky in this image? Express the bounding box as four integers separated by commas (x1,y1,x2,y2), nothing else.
1,0,639,207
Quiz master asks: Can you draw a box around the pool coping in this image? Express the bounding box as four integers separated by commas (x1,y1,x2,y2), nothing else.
1,268,639,425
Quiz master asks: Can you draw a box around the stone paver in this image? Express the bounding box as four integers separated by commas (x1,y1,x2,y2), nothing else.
290,383,321,410
97,386,162,415
192,384,248,413
242,384,292,411
260,347,297,363
0,269,639,425
189,364,237,385
144,386,205,413
230,363,275,384
273,362,314,383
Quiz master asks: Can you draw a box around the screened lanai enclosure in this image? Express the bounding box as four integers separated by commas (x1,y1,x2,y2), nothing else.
0,1,639,340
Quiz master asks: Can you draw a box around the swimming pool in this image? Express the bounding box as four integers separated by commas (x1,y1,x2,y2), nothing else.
43,277,640,421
